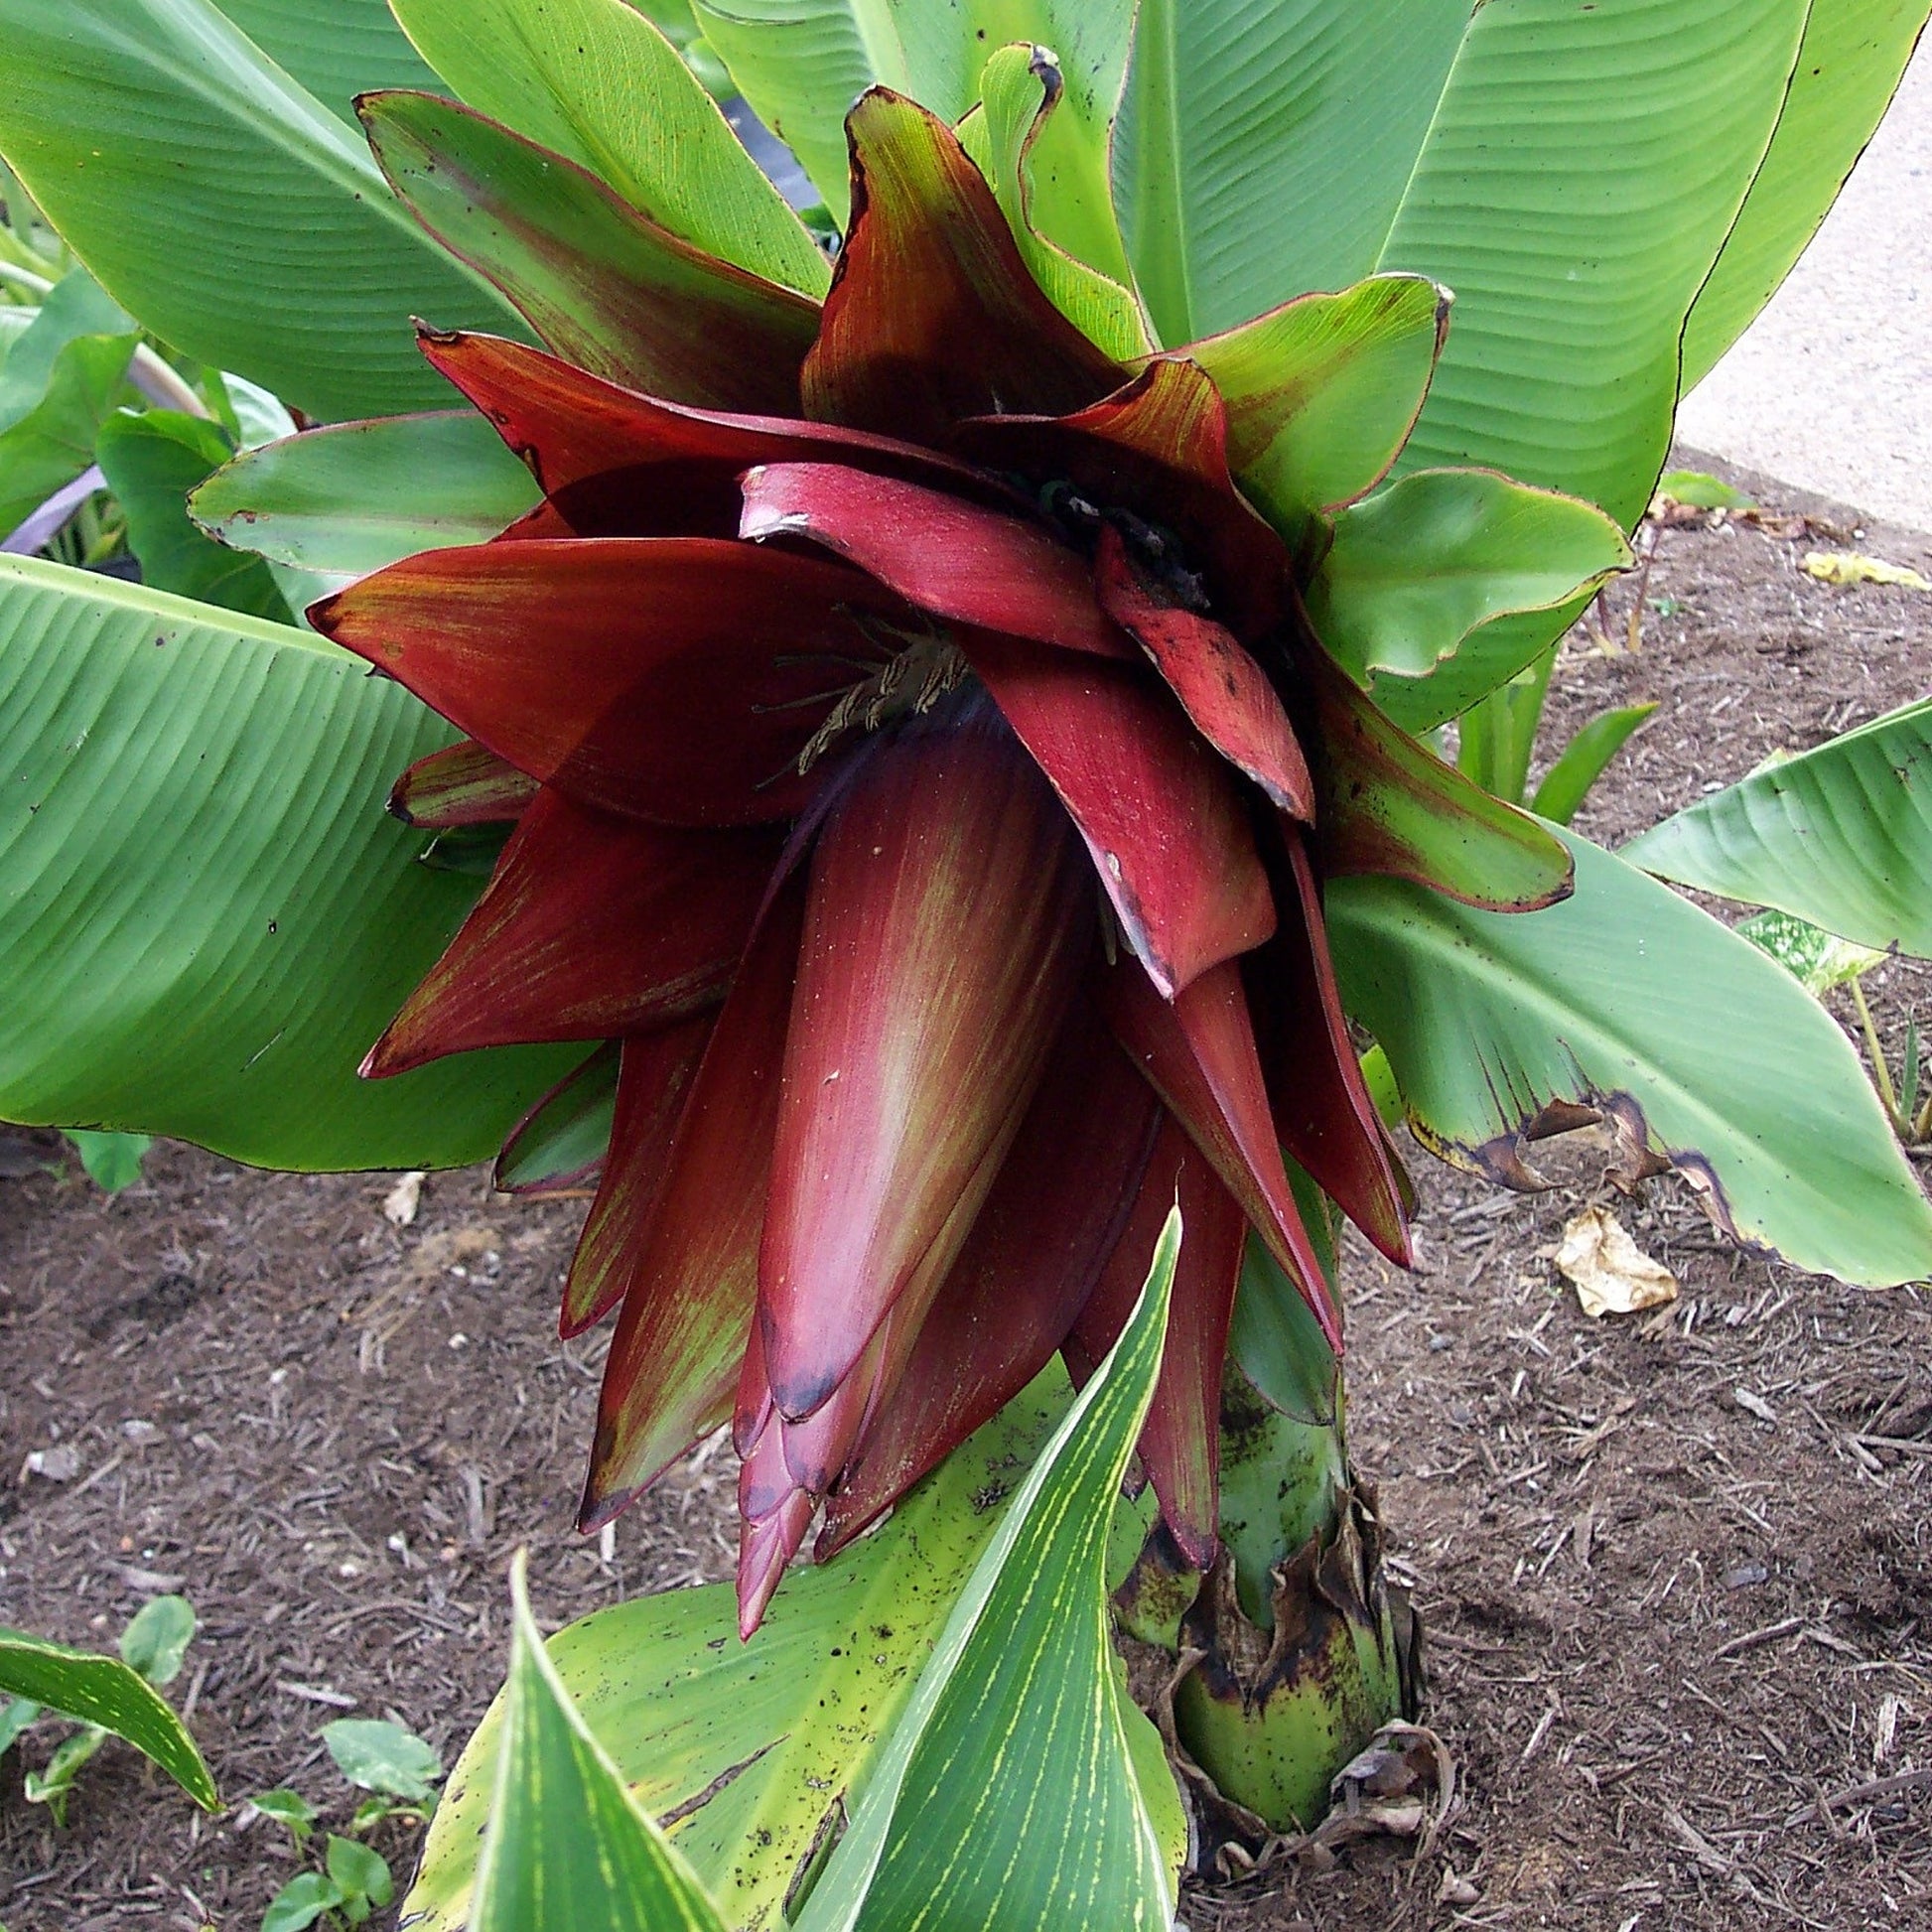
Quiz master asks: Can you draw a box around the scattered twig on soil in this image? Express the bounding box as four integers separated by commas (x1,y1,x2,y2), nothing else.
1712,1616,1807,1659
1784,1765,1932,1827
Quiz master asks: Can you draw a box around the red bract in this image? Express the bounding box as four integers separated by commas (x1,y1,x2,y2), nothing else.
315,86,1569,1633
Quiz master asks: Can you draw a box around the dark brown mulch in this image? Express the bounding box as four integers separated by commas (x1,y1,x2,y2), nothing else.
3,449,1930,1931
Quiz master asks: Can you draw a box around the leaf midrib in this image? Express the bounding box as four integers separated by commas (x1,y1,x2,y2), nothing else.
0,553,347,661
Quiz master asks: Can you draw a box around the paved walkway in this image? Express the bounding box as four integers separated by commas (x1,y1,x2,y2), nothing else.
1677,37,1932,532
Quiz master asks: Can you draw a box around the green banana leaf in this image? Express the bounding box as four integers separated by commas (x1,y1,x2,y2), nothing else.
0,333,135,542
1113,0,1813,724
1229,1206,1338,1431
0,271,138,540
493,1047,617,1193
1327,830,1932,1288
1377,0,1816,723
0,555,573,1168
190,412,541,578
211,0,448,120
1186,273,1448,534
469,1556,731,1932
955,48,1150,361
0,0,521,421
1681,0,1932,389
406,1379,1074,1931
1113,0,1468,345
0,1624,215,1811
1305,468,1631,685
1622,699,1932,957
389,0,829,296
0,271,134,428
358,89,818,407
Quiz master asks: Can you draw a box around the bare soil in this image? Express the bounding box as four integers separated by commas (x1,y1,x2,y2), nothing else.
3,451,1930,1932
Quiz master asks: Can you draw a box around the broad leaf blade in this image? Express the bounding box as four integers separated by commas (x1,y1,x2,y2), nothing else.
212,0,447,119
406,1377,1080,1932
1187,274,1448,533
1369,1,1810,724
0,1626,215,1810
389,0,829,296
191,412,541,577
688,0,880,218
0,333,136,541
495,1046,619,1194
1622,698,1932,956
795,1213,1183,1932
1115,0,1812,719
1328,831,1932,1288
968,41,1136,287
1681,1,1932,389
1114,0,1468,346
1310,657,1575,912
1229,1206,1338,1430
957,48,1150,360
1378,2,1808,509
471,1555,730,1932
0,270,133,431
0,554,573,1168
0,0,519,421
1307,468,1630,686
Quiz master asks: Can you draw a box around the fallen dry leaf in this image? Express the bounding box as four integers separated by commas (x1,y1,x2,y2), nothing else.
20,1443,81,1482
1802,550,1932,591
382,1170,426,1227
1555,1205,1679,1317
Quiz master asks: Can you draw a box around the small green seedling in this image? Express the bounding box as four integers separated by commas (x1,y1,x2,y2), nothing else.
17,1593,198,1826
256,1719,441,1929
250,1787,320,1853
261,1835,394,1931
1654,469,1757,511
322,1716,443,1829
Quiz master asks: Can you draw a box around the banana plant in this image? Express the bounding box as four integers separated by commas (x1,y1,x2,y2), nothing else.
0,0,1927,1899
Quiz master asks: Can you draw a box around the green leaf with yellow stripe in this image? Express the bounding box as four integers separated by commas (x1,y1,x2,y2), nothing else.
469,1552,731,1932
405,1374,1082,1932
794,1208,1184,1932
